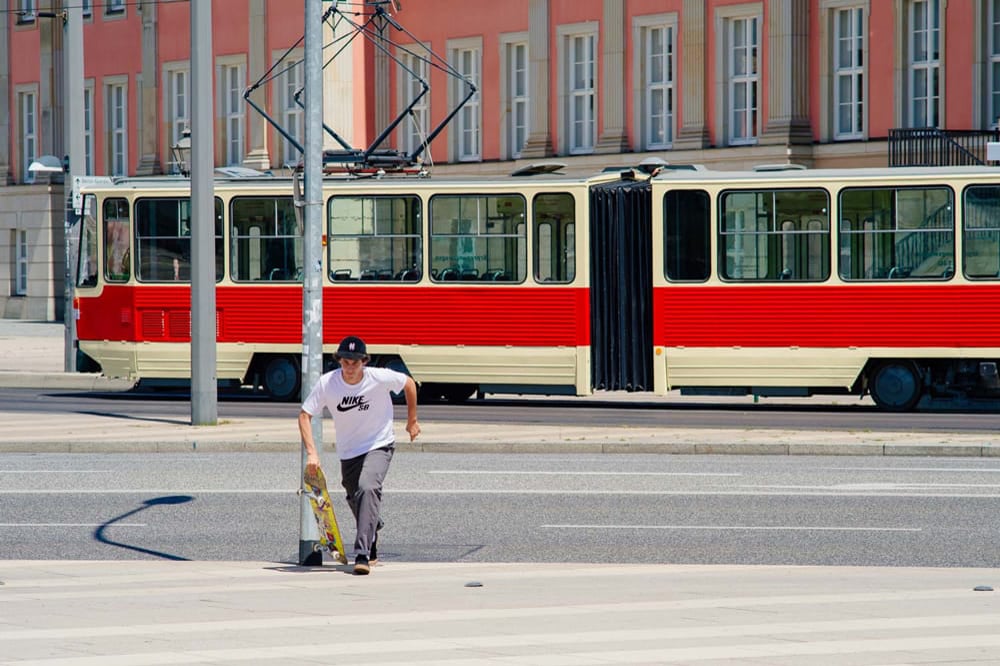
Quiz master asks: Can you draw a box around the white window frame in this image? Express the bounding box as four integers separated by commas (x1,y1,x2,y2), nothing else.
397,44,431,158
988,0,1000,126
833,5,865,139
500,33,529,160
273,50,303,168
164,64,190,161
17,0,34,22
633,14,677,151
448,37,482,162
84,83,94,175
909,0,940,128
728,15,760,145
105,78,128,177
218,59,246,166
17,89,37,183
15,229,28,296
558,22,598,155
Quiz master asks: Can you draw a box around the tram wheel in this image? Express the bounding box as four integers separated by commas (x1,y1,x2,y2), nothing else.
869,362,922,412
262,355,301,401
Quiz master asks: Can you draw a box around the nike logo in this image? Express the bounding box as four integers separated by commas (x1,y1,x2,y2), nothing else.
336,395,370,412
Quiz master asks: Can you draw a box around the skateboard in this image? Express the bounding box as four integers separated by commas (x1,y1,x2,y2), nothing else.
302,466,349,564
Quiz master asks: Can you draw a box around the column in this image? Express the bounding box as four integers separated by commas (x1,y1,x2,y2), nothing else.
673,0,709,149
39,6,58,157
519,0,553,159
243,0,271,169
760,0,812,145
136,1,160,174
595,0,627,153
0,0,13,183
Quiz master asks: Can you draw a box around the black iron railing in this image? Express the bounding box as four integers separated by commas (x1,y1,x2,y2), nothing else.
888,128,1000,167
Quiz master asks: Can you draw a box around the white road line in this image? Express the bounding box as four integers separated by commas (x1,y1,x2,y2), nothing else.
820,466,1000,473
0,523,146,528
0,471,110,474
429,470,742,477
542,524,921,532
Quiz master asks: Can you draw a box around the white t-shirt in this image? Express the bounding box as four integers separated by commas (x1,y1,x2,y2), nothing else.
301,367,408,460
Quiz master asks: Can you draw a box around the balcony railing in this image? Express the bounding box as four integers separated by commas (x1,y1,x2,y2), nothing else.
888,128,1000,167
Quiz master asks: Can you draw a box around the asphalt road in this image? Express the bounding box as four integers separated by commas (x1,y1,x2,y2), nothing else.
4,451,1000,567
5,386,1000,433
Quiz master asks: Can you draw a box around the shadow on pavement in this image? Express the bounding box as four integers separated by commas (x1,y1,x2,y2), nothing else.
94,495,194,561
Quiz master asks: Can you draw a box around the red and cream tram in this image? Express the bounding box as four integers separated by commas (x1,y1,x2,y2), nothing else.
74,165,1000,410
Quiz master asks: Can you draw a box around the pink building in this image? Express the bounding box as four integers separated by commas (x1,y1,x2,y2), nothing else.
1,0,996,319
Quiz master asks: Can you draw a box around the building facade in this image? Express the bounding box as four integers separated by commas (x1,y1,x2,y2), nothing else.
0,0,994,319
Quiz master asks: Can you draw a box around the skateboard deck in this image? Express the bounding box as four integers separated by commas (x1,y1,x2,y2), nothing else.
303,466,349,564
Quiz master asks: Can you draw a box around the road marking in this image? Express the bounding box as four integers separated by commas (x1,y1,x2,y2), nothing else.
542,524,921,532
0,470,110,474
820,466,1000,473
429,470,742,477
0,523,146,528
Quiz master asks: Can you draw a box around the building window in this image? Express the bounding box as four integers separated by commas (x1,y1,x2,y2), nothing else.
833,6,864,139
398,47,430,158
106,0,124,14
909,0,940,127
279,60,303,168
564,31,596,154
221,63,246,166
504,39,529,159
84,86,94,175
728,16,759,145
18,91,37,183
82,0,91,18
636,20,675,150
17,0,34,23
106,82,127,176
450,43,481,162
14,230,28,296
989,0,1000,126
166,68,189,172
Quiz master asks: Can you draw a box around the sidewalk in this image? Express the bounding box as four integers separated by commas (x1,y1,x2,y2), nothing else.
1,320,999,456
3,560,1000,665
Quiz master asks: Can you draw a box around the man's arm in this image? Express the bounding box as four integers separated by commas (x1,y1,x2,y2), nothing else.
403,376,420,441
298,410,322,473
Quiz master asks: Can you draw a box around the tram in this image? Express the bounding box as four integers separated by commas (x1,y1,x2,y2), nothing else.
73,164,1000,410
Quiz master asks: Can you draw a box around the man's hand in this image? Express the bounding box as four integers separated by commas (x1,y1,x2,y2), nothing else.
305,453,322,477
406,419,421,441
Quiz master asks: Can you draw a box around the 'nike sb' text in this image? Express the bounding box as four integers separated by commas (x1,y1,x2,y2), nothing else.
336,395,370,412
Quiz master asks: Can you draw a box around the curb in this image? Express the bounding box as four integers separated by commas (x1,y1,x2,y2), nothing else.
0,372,134,391
0,440,997,456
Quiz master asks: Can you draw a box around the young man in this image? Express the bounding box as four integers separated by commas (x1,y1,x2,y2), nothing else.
298,335,420,575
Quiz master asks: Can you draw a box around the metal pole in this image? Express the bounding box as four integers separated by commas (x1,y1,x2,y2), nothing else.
299,0,324,565
190,0,217,425
63,2,84,372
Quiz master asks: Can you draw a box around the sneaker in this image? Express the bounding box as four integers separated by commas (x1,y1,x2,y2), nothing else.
353,555,371,575
369,537,378,566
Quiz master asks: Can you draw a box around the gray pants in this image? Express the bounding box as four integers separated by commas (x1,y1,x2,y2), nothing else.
340,444,393,560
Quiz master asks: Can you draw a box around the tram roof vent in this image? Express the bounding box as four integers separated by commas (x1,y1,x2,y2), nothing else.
511,162,567,177
753,163,808,172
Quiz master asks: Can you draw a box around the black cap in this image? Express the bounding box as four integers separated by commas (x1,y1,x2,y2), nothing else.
335,336,368,360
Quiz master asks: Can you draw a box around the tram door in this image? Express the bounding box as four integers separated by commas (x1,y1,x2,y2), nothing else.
588,178,653,391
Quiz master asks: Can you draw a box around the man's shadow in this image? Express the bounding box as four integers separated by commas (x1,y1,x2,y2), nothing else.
93,495,194,560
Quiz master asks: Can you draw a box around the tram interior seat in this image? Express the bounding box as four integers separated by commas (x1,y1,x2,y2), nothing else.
332,268,352,281
480,269,506,281
778,268,793,280
360,269,378,280
267,267,286,280
459,269,479,280
438,268,459,281
398,268,421,281
377,269,394,280
887,266,911,279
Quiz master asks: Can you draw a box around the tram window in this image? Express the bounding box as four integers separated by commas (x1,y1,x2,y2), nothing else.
719,189,830,281
77,194,99,288
328,195,422,282
664,190,710,281
231,197,302,282
533,193,575,283
962,185,1000,279
839,186,954,281
430,194,526,283
135,197,224,282
103,198,130,283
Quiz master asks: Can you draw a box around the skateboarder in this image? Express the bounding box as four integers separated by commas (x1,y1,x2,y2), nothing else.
298,335,420,575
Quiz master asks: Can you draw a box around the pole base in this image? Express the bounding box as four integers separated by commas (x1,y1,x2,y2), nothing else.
299,540,323,566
